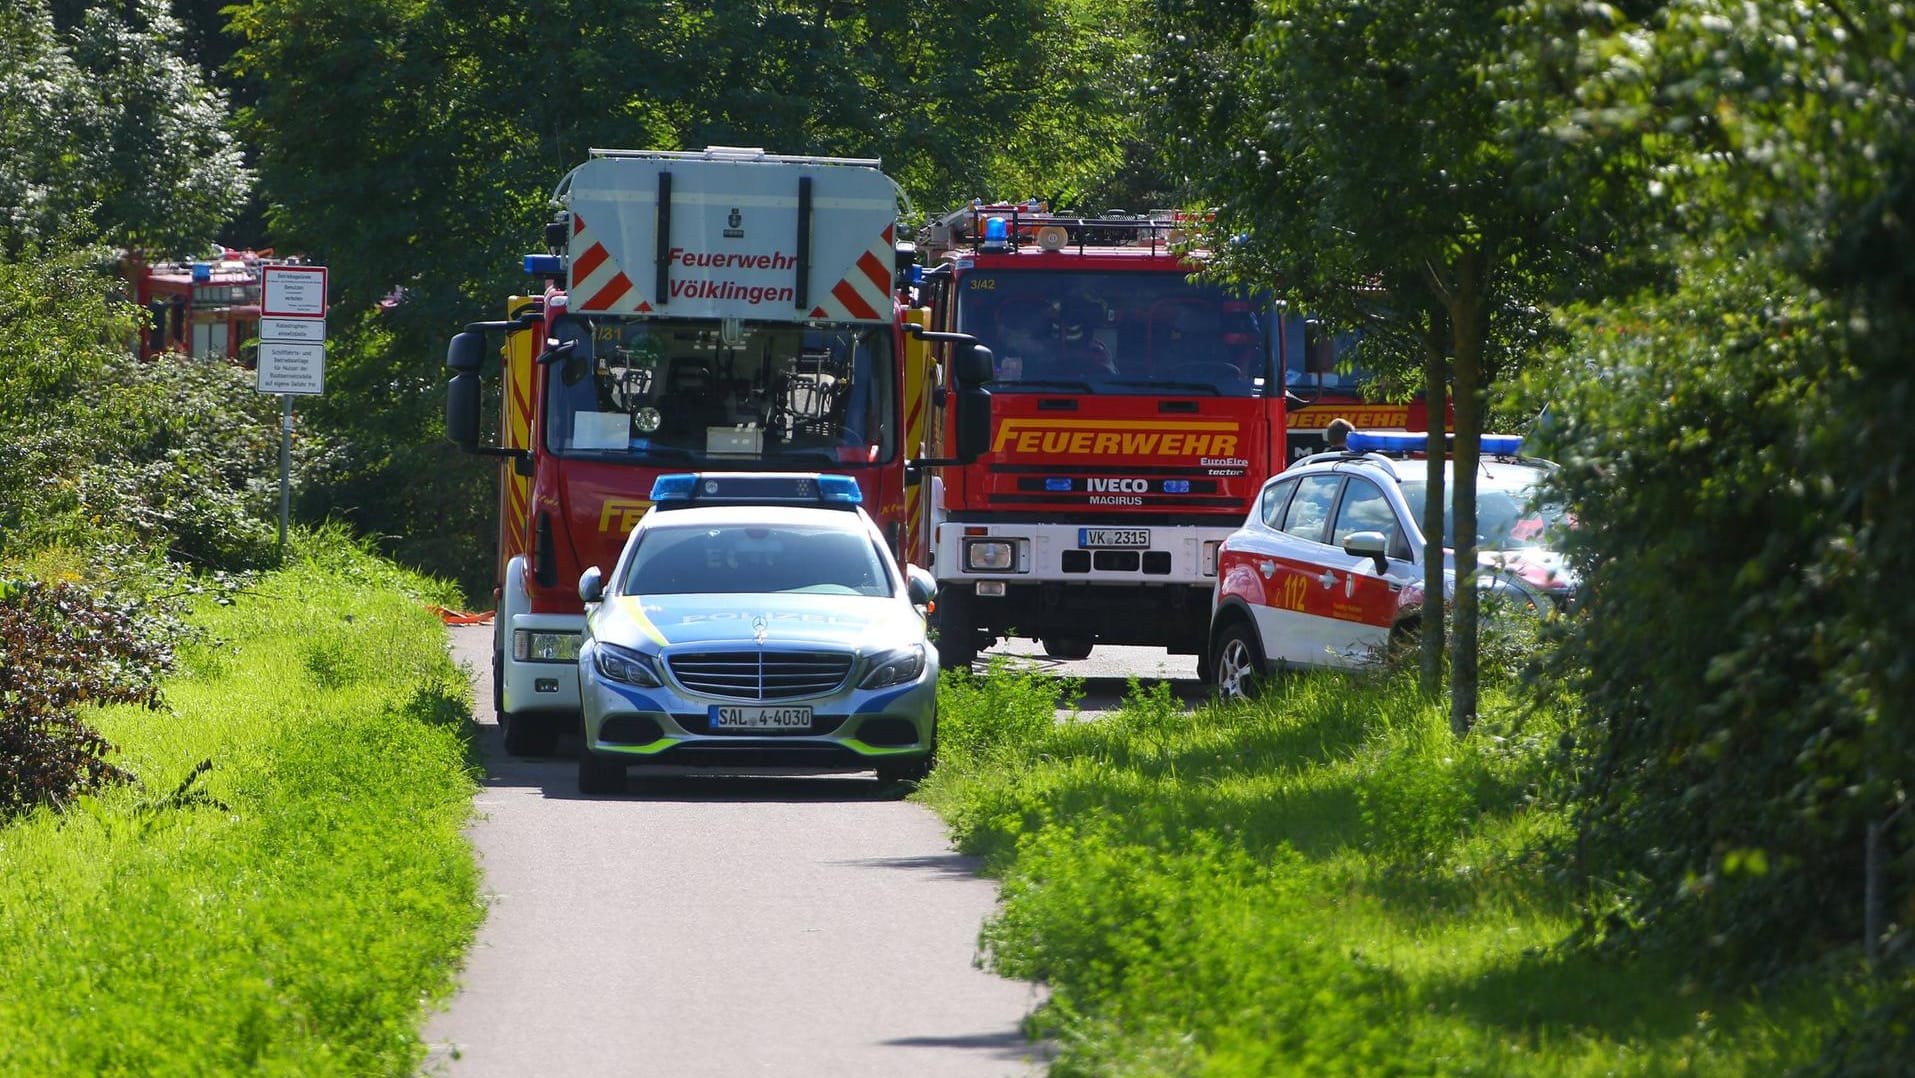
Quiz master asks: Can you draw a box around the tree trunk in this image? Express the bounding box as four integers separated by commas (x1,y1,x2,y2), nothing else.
1419,321,1447,695
1446,250,1487,735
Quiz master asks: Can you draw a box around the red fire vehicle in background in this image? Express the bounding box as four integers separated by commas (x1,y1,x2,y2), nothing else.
125,248,309,362
446,147,992,755
914,202,1301,671
1281,318,1442,462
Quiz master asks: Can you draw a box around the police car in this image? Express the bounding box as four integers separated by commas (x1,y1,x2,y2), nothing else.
1207,431,1575,700
575,473,939,794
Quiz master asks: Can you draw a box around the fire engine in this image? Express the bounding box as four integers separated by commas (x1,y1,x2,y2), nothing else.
1281,319,1443,461
445,147,989,755
125,247,308,362
914,202,1302,670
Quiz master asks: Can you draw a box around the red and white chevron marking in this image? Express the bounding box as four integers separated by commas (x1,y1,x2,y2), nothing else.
806,224,895,322
568,213,653,314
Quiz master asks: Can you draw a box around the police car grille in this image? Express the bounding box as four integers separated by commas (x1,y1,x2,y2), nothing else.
669,650,853,701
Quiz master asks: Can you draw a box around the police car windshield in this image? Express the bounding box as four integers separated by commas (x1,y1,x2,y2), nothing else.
623,523,893,597
1399,469,1570,552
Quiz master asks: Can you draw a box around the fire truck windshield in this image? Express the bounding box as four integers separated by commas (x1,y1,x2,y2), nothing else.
954,270,1273,397
541,316,896,467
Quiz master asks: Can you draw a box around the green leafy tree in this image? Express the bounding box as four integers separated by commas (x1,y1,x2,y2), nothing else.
0,0,248,257
1149,0,1635,726
1522,0,1915,984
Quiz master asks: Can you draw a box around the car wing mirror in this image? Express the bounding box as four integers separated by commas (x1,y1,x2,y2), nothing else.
1342,531,1389,575
905,565,937,610
578,566,604,604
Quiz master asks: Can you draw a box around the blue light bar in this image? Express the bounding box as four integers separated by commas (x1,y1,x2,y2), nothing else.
648,472,864,509
650,474,697,502
816,475,862,504
1345,431,1428,455
1343,431,1529,457
983,216,1009,242
524,254,565,277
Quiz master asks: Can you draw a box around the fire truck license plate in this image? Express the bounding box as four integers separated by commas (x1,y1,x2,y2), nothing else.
712,706,813,731
1078,528,1151,548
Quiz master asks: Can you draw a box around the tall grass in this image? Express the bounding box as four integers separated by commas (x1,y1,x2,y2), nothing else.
0,530,482,1077
919,666,1834,1075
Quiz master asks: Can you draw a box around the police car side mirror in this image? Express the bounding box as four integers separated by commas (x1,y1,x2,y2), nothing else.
1342,531,1389,575
905,565,936,609
578,566,605,604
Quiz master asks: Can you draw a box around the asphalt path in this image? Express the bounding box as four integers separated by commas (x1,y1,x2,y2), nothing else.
423,624,1050,1077
972,637,1211,716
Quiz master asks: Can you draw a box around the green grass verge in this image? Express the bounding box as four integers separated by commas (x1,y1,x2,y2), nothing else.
918,662,1841,1076
0,534,483,1077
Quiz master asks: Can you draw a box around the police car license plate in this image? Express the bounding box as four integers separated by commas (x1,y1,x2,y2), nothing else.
712,705,813,731
1078,528,1150,548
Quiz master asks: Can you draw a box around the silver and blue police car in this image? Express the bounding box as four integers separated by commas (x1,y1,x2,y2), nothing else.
574,473,939,794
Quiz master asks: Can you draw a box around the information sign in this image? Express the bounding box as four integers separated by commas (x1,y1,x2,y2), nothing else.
258,341,326,395
261,265,329,317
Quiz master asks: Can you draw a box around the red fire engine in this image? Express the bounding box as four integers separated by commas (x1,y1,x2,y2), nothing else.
125,248,308,363
445,148,988,755
914,202,1300,671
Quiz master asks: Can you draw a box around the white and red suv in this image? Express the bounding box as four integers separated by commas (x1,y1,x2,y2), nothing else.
1206,432,1575,699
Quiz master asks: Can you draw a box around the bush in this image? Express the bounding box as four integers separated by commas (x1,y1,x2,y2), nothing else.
0,578,177,819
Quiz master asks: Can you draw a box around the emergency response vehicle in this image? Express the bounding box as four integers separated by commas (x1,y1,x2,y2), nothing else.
913,202,1294,670
1208,431,1576,699
125,247,308,362
446,147,987,756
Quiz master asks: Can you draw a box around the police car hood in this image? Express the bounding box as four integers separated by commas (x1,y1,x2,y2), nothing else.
596,592,923,652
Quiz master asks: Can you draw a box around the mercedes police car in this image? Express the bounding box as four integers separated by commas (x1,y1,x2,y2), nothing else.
575,473,939,794
1208,431,1575,699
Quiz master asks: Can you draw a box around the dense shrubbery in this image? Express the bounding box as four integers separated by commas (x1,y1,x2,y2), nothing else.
0,245,300,818
1522,2,1915,986
0,579,166,818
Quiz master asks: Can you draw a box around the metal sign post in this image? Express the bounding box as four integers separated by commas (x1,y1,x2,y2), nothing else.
256,265,329,558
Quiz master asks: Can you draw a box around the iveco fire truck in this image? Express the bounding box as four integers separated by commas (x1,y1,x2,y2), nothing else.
446,148,987,755
915,203,1301,670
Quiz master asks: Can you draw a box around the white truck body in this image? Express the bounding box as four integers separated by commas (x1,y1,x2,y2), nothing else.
561,148,904,325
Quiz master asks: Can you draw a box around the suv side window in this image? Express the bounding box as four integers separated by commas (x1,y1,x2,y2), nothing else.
1259,477,1298,528
1280,475,1342,544
1331,477,1403,554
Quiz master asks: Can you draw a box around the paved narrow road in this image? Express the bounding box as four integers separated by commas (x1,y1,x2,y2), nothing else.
423,624,1047,1077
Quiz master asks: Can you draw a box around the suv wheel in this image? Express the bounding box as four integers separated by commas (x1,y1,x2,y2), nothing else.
1212,622,1266,703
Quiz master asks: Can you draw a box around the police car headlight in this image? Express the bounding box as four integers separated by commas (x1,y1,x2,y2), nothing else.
594,641,663,688
860,644,926,689
964,539,1015,571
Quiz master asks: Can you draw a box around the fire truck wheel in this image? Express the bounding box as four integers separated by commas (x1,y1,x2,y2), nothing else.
1040,637,1093,661
933,586,980,673
577,746,627,796
501,710,561,757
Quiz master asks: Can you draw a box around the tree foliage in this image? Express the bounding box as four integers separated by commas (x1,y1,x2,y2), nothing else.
1147,0,1638,724
1524,0,1915,980
0,0,248,257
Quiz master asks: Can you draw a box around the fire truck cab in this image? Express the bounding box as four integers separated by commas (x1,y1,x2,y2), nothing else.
914,203,1297,671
